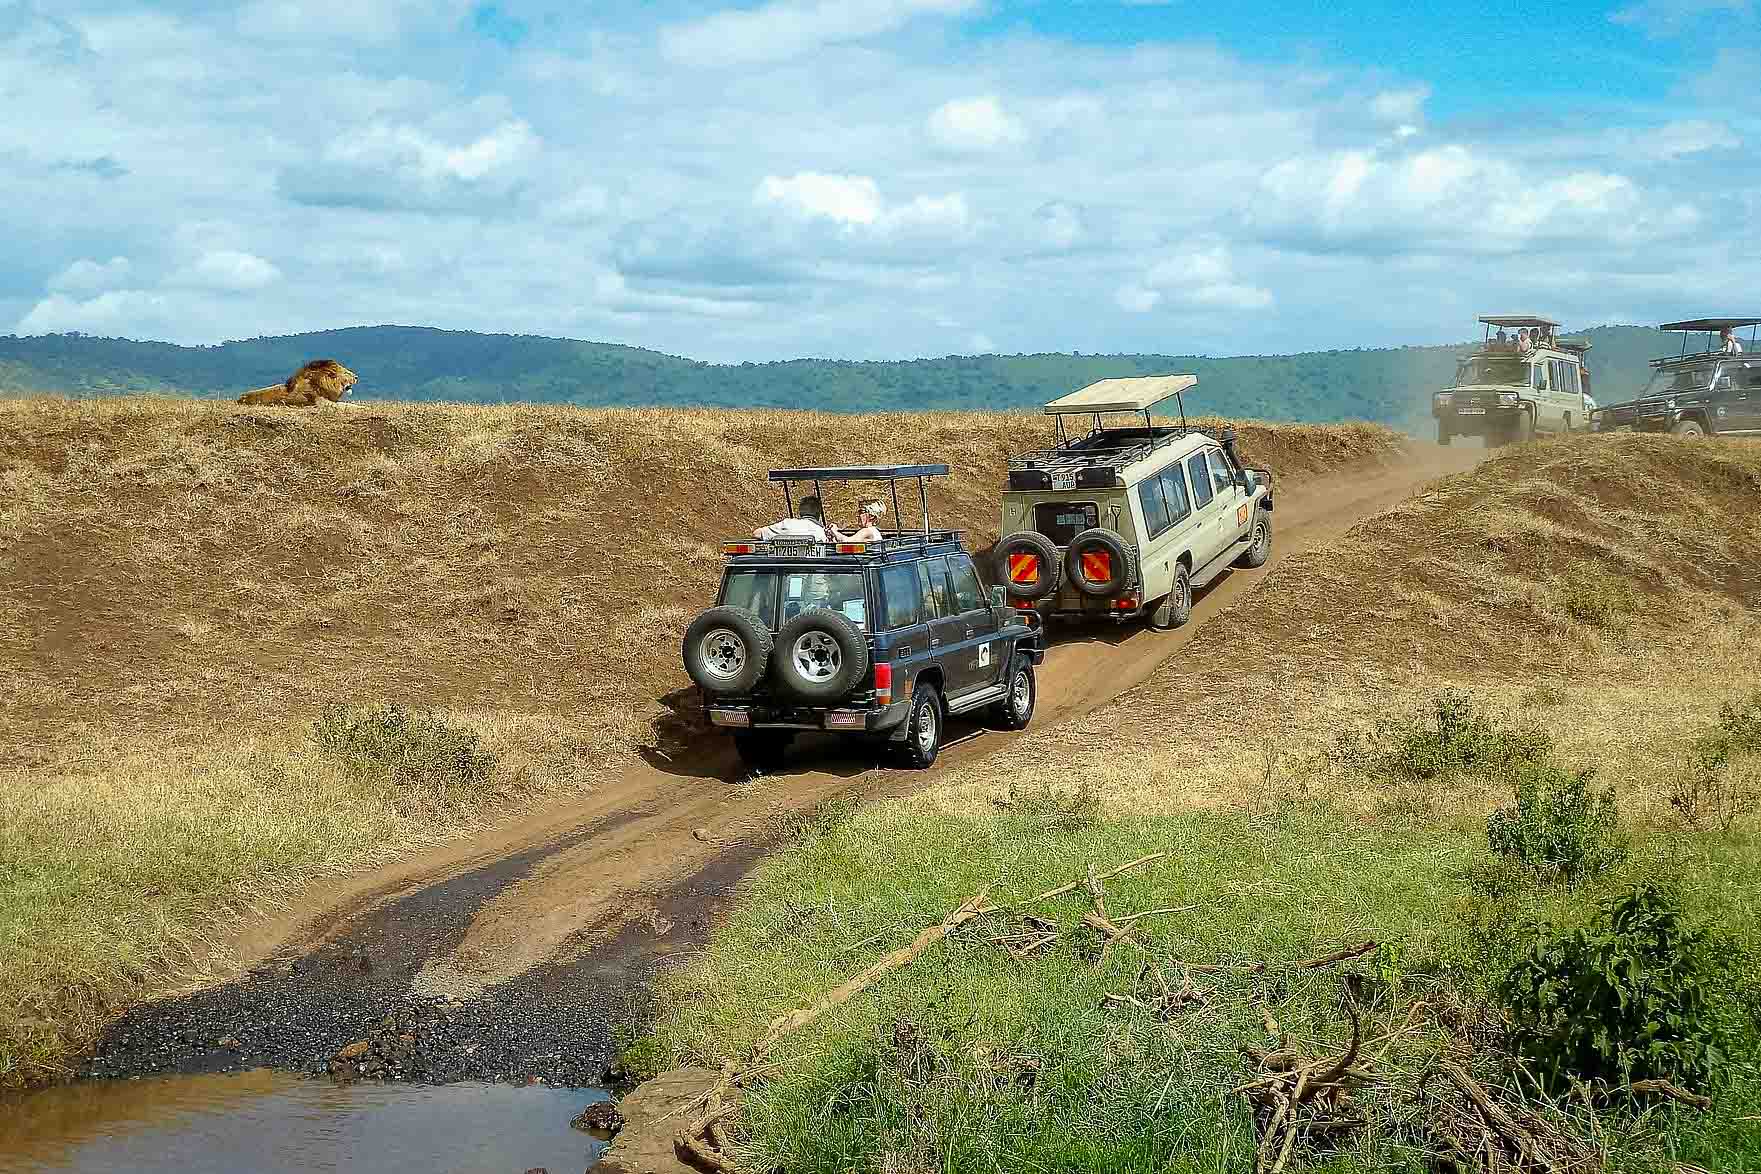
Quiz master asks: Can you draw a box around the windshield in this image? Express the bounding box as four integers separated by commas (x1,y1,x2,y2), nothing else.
1641,366,1714,398
719,570,868,631
1455,356,1529,386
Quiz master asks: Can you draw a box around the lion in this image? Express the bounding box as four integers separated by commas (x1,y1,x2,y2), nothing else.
236,359,359,407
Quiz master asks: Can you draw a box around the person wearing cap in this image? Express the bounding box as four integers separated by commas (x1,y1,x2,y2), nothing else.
832,499,886,543
754,493,828,541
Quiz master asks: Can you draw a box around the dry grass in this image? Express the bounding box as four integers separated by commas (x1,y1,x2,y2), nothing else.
0,395,1403,1088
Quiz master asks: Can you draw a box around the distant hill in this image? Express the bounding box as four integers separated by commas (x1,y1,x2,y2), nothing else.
0,324,1669,429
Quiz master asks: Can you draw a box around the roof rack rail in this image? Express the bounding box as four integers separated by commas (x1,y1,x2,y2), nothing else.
763,462,952,539
721,529,966,558
1009,374,1213,485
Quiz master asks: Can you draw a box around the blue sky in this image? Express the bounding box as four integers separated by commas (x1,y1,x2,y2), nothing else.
2,0,1757,362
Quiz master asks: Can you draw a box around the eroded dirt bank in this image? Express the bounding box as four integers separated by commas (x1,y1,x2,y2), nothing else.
73,442,1488,1091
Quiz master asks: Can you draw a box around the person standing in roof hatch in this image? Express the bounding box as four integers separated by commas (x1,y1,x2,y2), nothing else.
755,494,827,541
1720,326,1745,354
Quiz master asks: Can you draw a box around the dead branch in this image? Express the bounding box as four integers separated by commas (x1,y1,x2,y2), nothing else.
1010,852,1166,909
1628,1079,1712,1110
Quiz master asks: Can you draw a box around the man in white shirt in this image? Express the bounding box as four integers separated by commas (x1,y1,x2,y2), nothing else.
754,494,828,541
1721,326,1745,354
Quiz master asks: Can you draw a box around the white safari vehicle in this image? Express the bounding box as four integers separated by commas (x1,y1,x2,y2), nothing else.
1432,315,1595,446
991,375,1274,631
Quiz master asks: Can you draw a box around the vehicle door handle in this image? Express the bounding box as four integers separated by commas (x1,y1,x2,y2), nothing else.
963,628,975,637
929,638,942,648
896,646,913,656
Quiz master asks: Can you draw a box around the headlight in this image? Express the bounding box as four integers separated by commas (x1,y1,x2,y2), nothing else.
1498,393,1518,406
1434,392,1452,405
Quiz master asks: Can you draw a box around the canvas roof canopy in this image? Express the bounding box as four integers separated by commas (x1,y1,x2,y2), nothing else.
1659,318,1761,332
1479,315,1560,329
767,464,949,481
1042,374,1197,415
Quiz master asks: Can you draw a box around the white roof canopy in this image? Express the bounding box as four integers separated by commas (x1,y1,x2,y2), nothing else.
1478,315,1560,329
1043,374,1197,415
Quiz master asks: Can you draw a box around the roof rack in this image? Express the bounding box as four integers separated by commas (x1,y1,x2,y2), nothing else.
721,528,966,559
763,463,951,539
1649,317,1759,366
1010,374,1214,485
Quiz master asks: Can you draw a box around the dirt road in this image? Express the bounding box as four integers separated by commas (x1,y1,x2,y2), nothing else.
83,442,1488,1086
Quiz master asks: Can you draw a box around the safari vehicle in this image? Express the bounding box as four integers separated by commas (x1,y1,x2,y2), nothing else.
1589,318,1761,437
681,464,1046,772
992,375,1274,631
1432,315,1594,446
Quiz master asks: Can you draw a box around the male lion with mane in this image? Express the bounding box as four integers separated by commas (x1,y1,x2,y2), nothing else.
237,359,359,407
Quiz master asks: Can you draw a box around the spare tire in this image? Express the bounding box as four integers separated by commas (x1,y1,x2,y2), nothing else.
1065,528,1136,598
772,608,870,701
994,530,1062,602
682,606,772,694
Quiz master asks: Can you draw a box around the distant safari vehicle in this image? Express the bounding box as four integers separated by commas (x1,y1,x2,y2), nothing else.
991,375,1274,631
1432,315,1594,446
1590,318,1761,438
682,464,1045,771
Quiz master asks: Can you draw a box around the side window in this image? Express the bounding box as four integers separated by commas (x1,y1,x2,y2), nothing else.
1137,475,1171,538
948,556,985,613
879,563,920,630
1532,363,1549,391
1206,449,1235,495
1159,465,1192,525
916,557,952,619
1187,452,1214,507
1745,365,1761,390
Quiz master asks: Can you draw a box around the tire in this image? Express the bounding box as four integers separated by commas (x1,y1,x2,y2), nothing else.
987,656,1036,730
897,682,942,768
1673,418,1706,437
993,530,1062,603
1065,528,1136,598
1516,408,1536,444
1147,563,1192,631
1234,512,1272,569
771,608,869,701
733,731,792,773
683,606,772,695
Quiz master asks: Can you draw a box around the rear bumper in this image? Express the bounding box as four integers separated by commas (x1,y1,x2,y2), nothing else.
704,697,911,734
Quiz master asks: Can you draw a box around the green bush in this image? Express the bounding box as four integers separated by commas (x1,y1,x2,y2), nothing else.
1486,763,1626,885
311,703,497,789
1332,689,1551,785
1498,883,1730,1093
1557,571,1637,630
1667,691,1761,832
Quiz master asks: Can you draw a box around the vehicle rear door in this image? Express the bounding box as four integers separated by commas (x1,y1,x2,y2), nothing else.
1716,362,1761,433
915,556,966,695
944,552,1003,696
1184,449,1227,569
876,560,931,699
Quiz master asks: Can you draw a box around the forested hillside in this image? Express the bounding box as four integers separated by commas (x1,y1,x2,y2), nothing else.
0,324,1666,427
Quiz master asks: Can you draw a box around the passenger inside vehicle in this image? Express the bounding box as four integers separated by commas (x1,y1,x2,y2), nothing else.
755,494,828,541
831,499,886,543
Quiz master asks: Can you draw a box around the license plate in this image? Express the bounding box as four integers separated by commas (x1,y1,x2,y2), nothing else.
1050,471,1076,490
825,711,866,730
1457,407,1485,415
709,708,751,727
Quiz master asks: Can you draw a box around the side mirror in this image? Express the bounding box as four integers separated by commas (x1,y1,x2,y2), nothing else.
989,585,1006,608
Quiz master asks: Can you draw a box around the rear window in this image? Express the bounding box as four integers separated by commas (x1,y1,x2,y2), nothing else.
723,570,867,630
1033,502,1097,545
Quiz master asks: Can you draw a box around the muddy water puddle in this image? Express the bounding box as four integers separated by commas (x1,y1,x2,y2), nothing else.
0,1070,612,1173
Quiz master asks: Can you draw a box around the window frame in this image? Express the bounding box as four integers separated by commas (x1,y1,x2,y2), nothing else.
1205,447,1236,496
916,556,954,620
878,562,922,631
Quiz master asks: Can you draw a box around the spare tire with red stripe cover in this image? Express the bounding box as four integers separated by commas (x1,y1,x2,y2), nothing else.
994,530,1061,602
1065,527,1136,597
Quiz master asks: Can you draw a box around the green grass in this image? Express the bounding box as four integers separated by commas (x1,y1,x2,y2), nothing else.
630,793,1761,1173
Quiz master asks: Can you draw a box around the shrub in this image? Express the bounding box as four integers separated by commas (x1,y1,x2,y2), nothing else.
1498,883,1730,1093
311,703,497,789
1557,570,1637,630
1670,691,1761,832
1486,762,1626,885
1332,689,1551,785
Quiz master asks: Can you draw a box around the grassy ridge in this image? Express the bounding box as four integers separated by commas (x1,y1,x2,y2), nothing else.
627,435,1761,1172
0,397,1401,1089
0,323,1671,427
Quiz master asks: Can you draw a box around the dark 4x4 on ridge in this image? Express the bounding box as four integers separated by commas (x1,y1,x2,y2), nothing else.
681,464,1046,772
1590,317,1761,438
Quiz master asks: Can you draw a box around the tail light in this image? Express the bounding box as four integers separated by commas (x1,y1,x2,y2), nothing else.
835,543,868,554
874,662,893,705
1080,550,1111,583
1012,600,1036,610
1111,597,1138,610
1007,551,1040,585
723,543,755,554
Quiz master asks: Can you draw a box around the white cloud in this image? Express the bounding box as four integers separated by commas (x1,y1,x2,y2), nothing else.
659,0,979,67
1644,119,1741,159
1370,85,1430,124
1137,241,1274,311
235,0,473,44
756,172,884,226
173,250,283,291
279,119,540,213
48,256,132,293
1034,201,1085,249
927,94,1027,153
1116,285,1161,313
18,289,175,338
